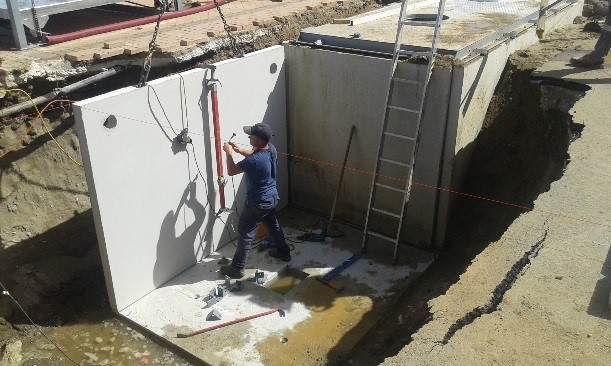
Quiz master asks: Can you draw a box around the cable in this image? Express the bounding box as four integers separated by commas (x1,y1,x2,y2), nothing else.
0,282,80,365
147,84,179,135
0,93,80,166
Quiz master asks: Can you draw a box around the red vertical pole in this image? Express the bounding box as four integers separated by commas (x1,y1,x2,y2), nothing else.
210,83,226,209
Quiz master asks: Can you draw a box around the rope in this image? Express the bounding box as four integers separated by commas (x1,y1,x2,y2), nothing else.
0,90,80,166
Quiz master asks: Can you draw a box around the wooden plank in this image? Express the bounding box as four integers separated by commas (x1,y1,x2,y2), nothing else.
123,46,148,55
306,5,316,10
64,52,92,62
333,18,352,24
180,37,209,46
103,41,126,49
94,48,124,60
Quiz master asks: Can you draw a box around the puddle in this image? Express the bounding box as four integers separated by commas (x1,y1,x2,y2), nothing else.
265,267,309,295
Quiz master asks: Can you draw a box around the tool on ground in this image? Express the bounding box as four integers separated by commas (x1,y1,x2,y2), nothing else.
361,0,446,264
206,309,223,321
203,277,242,308
176,308,285,338
253,270,266,285
316,253,361,292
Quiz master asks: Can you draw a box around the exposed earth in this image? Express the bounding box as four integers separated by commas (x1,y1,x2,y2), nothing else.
1,1,610,365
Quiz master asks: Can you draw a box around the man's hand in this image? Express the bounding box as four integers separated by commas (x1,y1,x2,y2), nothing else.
223,142,234,154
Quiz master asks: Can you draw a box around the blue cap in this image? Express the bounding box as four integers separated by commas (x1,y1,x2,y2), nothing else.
243,123,272,142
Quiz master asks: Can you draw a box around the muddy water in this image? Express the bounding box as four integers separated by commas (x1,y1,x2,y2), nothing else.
266,267,309,295
20,312,192,365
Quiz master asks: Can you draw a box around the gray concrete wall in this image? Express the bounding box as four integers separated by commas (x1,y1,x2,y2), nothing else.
434,0,583,244
74,46,287,312
285,45,452,249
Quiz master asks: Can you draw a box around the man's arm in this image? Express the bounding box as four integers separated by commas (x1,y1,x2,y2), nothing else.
230,142,254,157
223,143,244,176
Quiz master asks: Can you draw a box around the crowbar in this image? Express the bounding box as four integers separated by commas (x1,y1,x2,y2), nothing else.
176,308,285,338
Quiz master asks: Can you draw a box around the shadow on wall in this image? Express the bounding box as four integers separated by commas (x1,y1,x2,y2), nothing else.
153,181,205,287
341,62,577,365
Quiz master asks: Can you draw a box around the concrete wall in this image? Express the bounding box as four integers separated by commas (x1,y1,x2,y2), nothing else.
434,0,584,244
74,46,287,312
285,45,452,248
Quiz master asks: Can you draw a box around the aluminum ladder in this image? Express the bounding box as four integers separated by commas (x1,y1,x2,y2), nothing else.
361,0,446,263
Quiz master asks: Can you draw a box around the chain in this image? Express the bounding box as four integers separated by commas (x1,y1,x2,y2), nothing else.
138,0,168,87
30,0,43,42
211,0,244,58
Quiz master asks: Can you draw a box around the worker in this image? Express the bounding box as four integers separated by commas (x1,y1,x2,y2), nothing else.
220,123,291,278
570,6,611,68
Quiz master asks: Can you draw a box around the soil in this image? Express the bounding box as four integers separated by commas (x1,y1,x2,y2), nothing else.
1,4,610,366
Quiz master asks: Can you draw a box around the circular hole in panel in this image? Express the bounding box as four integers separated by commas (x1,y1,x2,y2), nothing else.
104,115,117,129
270,63,278,74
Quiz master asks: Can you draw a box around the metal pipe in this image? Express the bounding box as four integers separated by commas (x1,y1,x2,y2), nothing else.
210,82,226,209
44,0,232,45
0,66,125,118
325,125,355,236
176,308,285,338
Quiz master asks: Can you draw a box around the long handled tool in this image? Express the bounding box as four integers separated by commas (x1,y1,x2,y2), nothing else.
316,253,361,292
176,308,285,338
298,126,356,242
325,125,356,237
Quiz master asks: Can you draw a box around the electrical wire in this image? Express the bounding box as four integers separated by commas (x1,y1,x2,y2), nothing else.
0,92,79,166
0,282,80,365
147,84,179,135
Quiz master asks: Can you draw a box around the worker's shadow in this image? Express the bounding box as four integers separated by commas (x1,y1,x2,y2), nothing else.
153,181,207,287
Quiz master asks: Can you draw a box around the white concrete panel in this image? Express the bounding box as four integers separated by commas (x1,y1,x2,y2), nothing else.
74,46,287,312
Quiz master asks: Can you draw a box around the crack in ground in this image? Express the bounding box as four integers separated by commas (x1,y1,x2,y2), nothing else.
440,226,549,345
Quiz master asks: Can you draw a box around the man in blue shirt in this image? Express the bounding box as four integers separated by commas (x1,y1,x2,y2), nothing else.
220,123,291,278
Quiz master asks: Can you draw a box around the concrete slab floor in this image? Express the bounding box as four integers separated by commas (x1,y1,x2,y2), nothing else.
300,0,550,53
120,206,435,365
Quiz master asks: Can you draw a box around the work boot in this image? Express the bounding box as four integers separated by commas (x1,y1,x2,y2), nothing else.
220,264,244,279
570,54,604,68
268,248,291,262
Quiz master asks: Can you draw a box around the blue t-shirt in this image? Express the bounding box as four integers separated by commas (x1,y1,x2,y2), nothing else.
237,143,279,205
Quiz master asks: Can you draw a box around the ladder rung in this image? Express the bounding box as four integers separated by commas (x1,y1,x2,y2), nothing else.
375,183,406,193
388,105,420,114
367,230,398,243
379,157,409,167
371,207,402,218
384,131,415,141
401,20,437,27
397,50,432,57
392,77,424,85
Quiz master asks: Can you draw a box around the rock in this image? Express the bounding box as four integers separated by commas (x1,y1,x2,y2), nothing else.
84,352,98,362
582,4,594,17
573,16,587,24
0,340,23,366
583,21,602,33
95,337,103,343
118,347,130,353
100,359,109,365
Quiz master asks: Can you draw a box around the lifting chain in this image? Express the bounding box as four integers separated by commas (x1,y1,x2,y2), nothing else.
211,0,244,58
30,0,43,42
138,0,169,87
